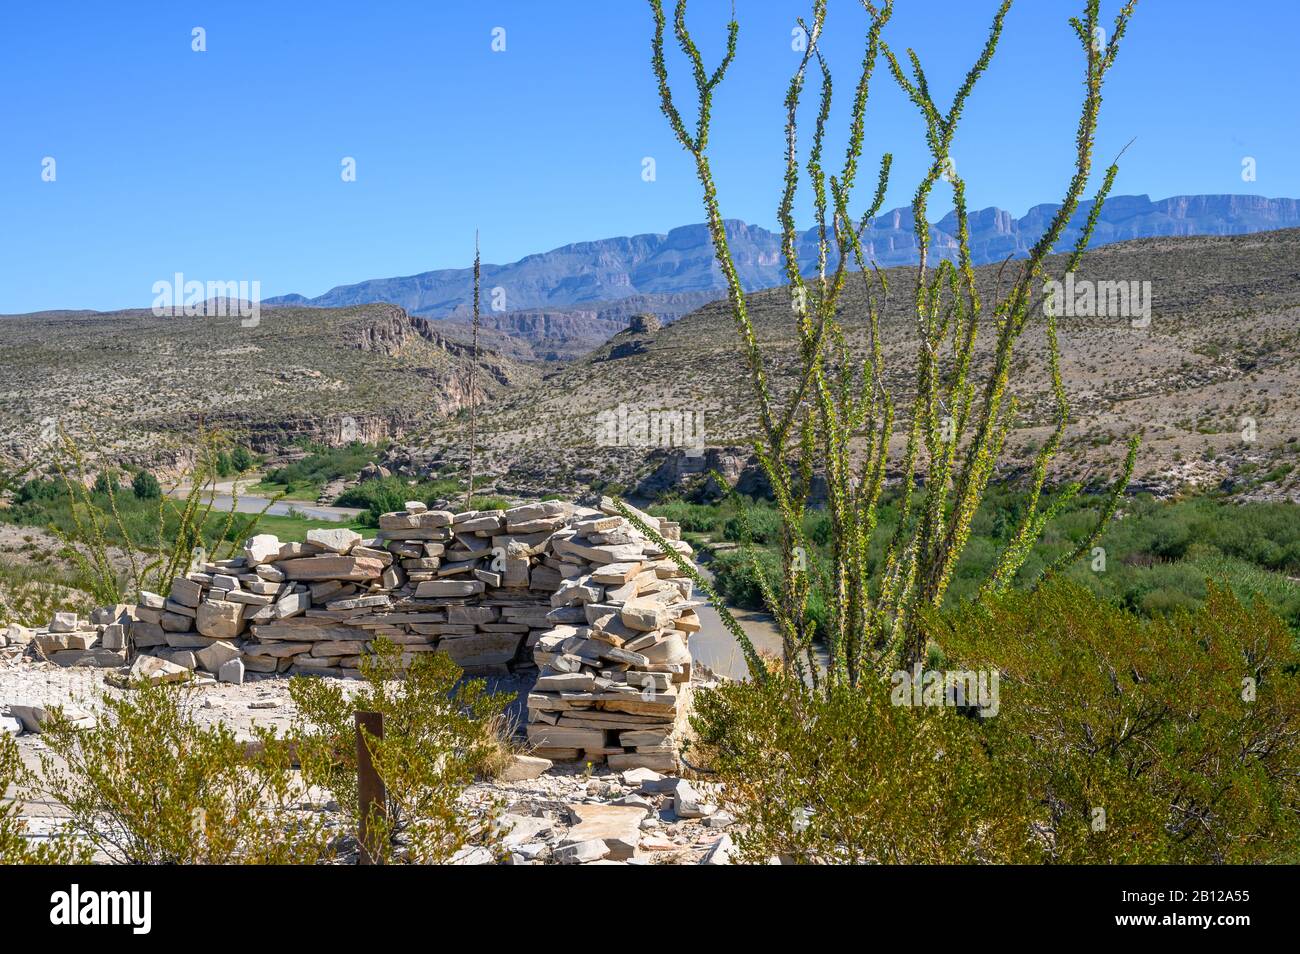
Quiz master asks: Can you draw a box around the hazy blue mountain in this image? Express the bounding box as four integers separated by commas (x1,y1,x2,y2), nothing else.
266,194,1300,326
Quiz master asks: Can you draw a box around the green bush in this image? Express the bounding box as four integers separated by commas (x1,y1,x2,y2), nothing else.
335,476,411,523
15,477,63,506
691,676,1036,863
934,582,1300,863
421,477,463,500
805,511,833,547
261,442,381,498
290,639,513,864
0,732,89,864
721,505,782,545
131,470,161,500
651,498,723,535
0,560,98,628
694,583,1300,864
36,687,334,864
334,476,485,521
710,548,782,610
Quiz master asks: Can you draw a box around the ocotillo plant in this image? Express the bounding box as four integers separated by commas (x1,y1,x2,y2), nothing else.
639,0,1139,687
48,425,271,604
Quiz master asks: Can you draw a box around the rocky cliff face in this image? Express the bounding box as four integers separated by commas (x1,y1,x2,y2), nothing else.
351,303,415,355
439,293,721,360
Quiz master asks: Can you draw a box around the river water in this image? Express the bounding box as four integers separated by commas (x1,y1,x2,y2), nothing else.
168,478,365,523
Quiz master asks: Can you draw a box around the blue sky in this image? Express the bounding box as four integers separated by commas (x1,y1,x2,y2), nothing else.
0,0,1295,313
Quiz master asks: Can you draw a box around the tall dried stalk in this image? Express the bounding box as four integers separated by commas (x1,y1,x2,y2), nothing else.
465,232,481,510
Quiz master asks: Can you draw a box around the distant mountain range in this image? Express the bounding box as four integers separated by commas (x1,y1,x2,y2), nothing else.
267,194,1300,354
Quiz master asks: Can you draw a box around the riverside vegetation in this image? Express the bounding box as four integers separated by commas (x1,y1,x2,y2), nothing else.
656,489,1300,634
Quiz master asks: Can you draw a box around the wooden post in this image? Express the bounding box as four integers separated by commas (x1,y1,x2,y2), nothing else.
355,710,385,865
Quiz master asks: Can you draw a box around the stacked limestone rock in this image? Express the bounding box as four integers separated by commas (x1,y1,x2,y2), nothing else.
128,501,566,682
115,496,701,771
524,500,701,773
125,495,693,676
4,608,130,667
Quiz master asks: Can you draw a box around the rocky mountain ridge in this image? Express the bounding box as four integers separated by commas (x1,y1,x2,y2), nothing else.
267,194,1300,326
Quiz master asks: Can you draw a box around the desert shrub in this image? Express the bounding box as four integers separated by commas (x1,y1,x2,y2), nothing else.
0,560,97,627
261,442,381,497
289,639,512,864
0,732,90,864
14,477,64,506
721,504,782,545
0,461,35,499
804,510,833,547
695,583,1300,864
335,475,486,520
422,477,464,500
131,470,161,500
230,446,253,472
335,476,410,522
691,675,1037,864
651,498,721,534
37,687,334,864
710,547,782,610
933,582,1300,863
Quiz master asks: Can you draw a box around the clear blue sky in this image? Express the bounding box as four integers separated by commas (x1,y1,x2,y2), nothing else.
0,0,1295,313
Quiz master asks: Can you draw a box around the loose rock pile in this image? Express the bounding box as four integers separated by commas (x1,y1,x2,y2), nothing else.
3,607,128,668
478,765,734,865
119,497,700,768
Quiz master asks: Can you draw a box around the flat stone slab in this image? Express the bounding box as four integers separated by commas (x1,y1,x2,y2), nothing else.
499,754,553,782
277,556,384,581
562,803,646,860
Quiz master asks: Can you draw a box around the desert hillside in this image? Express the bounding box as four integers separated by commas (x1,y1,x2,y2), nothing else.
5,229,1298,502
0,303,534,474
390,228,1300,501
